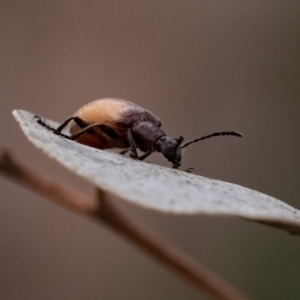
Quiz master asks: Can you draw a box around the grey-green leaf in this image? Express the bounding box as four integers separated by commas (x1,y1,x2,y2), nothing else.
13,110,300,235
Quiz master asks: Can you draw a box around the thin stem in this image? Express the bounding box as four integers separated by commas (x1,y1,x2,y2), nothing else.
0,150,97,215
95,190,250,300
0,150,251,300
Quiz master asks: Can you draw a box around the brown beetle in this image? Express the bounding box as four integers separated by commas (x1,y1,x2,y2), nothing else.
35,98,242,169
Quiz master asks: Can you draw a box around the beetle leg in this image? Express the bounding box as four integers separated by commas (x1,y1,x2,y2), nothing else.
34,115,56,132
119,149,130,155
70,123,108,140
138,151,153,161
127,130,139,159
55,116,88,134
186,167,195,173
34,116,71,139
70,123,120,143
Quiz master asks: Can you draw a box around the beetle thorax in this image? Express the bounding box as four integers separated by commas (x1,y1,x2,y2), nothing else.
131,121,165,152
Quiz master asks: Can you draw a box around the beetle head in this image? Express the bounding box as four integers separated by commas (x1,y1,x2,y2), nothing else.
157,136,183,168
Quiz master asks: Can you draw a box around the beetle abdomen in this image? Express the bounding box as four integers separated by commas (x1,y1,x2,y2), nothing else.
69,98,161,150
74,98,160,127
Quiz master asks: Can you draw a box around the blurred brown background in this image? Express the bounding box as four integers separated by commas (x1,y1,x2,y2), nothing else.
1,1,300,299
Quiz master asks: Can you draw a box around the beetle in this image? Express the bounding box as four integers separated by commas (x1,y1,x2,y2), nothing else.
35,98,242,169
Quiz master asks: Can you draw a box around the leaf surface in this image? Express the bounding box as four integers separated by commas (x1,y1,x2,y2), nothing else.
13,110,300,235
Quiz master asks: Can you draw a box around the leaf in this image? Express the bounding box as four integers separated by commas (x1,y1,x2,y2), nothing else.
13,110,300,235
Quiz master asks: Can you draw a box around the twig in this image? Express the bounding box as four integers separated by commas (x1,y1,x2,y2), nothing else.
0,150,97,215
0,150,251,300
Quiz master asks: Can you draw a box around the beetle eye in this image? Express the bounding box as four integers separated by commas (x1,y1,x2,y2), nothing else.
173,136,183,148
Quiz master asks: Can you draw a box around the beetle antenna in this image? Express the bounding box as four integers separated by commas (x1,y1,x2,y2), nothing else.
181,131,242,149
